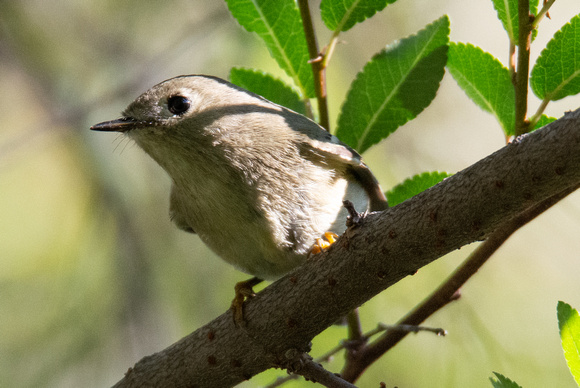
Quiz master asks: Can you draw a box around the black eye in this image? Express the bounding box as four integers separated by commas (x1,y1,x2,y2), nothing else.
167,95,190,115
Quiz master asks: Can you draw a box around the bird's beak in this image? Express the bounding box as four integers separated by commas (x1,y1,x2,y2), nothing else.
90,117,140,132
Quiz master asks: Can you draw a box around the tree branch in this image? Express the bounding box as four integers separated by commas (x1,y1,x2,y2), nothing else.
341,181,580,382
113,109,580,388
291,356,358,388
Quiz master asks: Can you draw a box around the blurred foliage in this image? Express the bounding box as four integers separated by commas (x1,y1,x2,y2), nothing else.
0,1,579,387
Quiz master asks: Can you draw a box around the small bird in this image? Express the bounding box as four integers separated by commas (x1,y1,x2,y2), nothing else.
91,75,387,318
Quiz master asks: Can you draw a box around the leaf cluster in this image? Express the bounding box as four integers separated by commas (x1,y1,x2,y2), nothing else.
226,0,451,203
226,0,580,206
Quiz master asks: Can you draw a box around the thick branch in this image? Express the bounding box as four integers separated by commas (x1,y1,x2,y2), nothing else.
341,181,580,382
114,109,580,388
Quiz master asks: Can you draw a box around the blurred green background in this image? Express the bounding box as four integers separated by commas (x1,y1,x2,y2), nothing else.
1,0,579,387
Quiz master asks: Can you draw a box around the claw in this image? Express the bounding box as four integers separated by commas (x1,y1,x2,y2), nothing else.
230,276,262,325
309,232,339,256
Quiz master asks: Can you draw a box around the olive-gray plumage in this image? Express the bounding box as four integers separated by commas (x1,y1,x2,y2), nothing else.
91,75,387,279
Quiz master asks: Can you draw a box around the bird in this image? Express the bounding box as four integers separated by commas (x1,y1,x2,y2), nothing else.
91,75,388,320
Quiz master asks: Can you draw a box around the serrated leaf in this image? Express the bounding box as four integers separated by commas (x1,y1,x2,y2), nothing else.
229,68,307,115
491,0,539,43
386,171,451,206
532,114,556,131
531,14,580,101
336,16,449,153
447,43,515,136
320,0,396,32
489,372,522,388
557,301,580,386
225,0,314,98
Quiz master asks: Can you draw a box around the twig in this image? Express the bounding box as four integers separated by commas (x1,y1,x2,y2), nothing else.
532,0,557,29
346,308,364,341
376,323,446,336
343,200,363,227
266,320,444,387
292,356,358,388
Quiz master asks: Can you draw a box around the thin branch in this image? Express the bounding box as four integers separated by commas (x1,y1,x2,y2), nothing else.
292,357,358,388
375,323,446,336
267,322,444,387
346,308,364,343
341,182,580,382
514,0,533,136
297,0,330,130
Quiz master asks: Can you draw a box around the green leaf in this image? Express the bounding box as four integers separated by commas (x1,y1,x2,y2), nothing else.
447,43,515,136
320,0,396,32
489,372,522,388
386,171,451,206
532,114,556,131
336,16,449,153
225,0,314,98
531,14,580,101
229,68,307,115
557,301,580,386
491,0,539,43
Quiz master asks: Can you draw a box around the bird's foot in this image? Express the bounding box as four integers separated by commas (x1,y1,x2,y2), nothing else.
308,232,339,256
231,276,263,325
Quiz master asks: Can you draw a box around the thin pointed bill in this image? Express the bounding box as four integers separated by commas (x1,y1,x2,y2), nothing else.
90,117,141,132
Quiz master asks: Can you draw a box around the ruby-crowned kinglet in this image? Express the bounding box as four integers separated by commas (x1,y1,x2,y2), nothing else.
91,75,387,282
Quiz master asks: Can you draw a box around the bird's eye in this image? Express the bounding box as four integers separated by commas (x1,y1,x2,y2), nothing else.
167,95,191,115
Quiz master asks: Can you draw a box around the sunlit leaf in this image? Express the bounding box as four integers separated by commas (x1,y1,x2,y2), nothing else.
531,14,580,101
229,68,307,115
447,43,515,135
336,16,449,153
532,114,556,131
386,171,451,206
225,0,314,98
557,301,580,386
491,0,539,42
320,0,396,32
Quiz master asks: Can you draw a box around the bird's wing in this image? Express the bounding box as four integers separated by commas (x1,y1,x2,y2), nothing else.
299,135,388,212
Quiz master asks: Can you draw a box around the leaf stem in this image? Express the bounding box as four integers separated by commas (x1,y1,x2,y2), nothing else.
321,34,340,69
514,0,532,136
532,0,557,29
528,96,551,128
297,0,330,130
